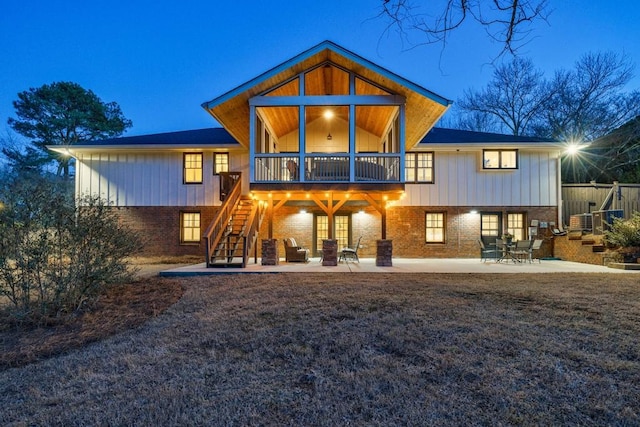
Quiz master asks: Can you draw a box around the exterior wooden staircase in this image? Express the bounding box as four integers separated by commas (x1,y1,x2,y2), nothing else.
203,173,266,268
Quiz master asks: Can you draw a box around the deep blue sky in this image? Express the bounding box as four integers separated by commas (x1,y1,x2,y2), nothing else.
1,1,639,138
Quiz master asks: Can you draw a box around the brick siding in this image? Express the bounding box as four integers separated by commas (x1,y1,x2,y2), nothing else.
553,234,610,265
115,206,217,257
262,205,558,259
116,204,559,259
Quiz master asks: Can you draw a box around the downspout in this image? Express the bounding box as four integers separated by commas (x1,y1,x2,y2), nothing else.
557,154,564,230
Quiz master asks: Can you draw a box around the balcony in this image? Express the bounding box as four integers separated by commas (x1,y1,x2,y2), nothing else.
253,154,401,184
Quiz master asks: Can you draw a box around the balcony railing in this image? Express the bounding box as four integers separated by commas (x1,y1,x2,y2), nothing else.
253,154,401,183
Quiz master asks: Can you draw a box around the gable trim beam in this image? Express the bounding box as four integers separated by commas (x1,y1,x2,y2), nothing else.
249,95,406,107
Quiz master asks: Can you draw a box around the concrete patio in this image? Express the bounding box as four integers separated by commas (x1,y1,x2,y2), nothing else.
159,257,640,276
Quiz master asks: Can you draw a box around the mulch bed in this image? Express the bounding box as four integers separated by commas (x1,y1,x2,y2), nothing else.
0,278,183,371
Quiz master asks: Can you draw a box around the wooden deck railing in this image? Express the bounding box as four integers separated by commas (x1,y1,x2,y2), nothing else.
253,154,401,183
203,172,242,267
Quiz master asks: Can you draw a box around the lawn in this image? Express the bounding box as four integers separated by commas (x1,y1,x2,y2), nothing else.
1,272,639,425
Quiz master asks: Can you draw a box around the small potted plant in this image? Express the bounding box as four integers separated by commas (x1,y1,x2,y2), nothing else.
502,233,514,245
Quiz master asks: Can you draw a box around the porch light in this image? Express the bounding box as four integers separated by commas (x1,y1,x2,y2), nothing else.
300,209,307,214
470,209,478,214
323,110,334,120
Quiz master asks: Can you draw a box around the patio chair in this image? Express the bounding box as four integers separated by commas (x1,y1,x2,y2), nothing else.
495,238,507,262
478,239,499,262
528,239,544,263
511,239,533,263
339,236,362,262
283,237,309,262
286,160,299,181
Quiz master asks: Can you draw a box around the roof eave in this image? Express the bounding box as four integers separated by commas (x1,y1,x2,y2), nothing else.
47,143,244,155
413,141,564,150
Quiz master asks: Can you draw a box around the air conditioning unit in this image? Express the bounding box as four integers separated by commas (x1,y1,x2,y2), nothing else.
569,213,593,231
592,209,624,235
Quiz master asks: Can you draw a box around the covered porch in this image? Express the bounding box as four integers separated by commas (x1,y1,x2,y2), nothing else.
251,188,405,257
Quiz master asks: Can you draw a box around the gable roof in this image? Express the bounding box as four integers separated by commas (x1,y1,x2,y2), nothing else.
202,40,452,150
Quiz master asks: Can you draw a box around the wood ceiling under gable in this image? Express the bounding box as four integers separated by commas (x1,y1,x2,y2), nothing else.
203,43,451,150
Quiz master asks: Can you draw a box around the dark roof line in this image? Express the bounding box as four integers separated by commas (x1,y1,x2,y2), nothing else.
73,126,555,147
73,128,239,146
420,127,557,144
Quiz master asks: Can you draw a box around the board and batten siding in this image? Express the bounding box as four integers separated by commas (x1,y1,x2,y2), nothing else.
75,151,249,207
400,150,560,207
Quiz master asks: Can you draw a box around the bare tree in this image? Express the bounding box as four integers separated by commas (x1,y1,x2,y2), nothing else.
378,0,550,57
451,51,640,183
456,57,553,135
561,111,640,183
541,52,639,142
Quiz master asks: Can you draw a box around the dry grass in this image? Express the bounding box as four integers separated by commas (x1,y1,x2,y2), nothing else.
1,272,639,425
0,278,183,370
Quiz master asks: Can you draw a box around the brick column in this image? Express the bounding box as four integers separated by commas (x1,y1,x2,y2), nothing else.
261,239,279,265
376,239,393,266
322,239,338,266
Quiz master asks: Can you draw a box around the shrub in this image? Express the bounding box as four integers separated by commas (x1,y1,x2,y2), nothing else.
603,211,640,249
0,172,142,324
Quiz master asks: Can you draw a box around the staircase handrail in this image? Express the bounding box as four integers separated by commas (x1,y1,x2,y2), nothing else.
203,172,242,266
241,200,267,267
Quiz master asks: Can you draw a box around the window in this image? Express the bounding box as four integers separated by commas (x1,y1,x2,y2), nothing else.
425,212,445,243
507,213,526,241
481,214,500,237
483,149,517,169
405,152,434,182
214,152,229,174
181,212,201,243
184,153,203,183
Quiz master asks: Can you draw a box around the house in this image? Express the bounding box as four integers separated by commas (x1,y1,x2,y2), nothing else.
51,41,563,266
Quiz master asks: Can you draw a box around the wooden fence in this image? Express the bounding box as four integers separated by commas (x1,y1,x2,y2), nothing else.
562,183,640,225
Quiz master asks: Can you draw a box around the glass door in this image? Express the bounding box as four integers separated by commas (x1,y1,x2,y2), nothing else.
480,212,502,258
314,214,350,256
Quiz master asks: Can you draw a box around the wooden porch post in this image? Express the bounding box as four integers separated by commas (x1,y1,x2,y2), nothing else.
327,193,334,239
268,198,273,239
381,207,387,239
